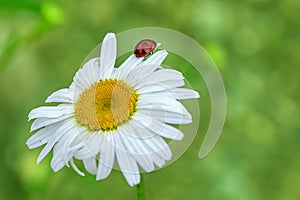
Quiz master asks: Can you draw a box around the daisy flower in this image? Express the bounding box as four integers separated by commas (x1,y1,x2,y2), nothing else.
27,33,199,186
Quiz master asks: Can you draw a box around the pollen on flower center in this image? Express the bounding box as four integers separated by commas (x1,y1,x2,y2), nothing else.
75,79,138,132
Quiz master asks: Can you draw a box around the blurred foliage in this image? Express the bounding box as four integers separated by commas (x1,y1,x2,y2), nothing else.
0,0,300,199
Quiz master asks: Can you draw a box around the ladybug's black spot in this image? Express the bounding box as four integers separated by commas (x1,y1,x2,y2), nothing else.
142,49,146,54
143,42,149,46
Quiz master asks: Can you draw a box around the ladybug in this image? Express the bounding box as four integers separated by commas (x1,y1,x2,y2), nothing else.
134,39,157,57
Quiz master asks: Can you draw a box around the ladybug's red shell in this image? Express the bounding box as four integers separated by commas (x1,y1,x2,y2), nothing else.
134,39,157,57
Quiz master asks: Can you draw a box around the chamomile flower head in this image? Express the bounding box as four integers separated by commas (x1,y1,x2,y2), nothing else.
27,33,199,186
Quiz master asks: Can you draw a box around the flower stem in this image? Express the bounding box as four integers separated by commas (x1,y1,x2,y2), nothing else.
136,173,145,200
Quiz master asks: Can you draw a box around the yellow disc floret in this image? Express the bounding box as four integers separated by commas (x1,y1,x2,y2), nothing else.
75,79,137,132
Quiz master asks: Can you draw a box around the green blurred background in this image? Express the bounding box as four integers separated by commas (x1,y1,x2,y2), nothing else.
0,0,299,199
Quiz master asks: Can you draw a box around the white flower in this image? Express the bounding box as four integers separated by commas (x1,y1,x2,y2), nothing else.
27,33,199,186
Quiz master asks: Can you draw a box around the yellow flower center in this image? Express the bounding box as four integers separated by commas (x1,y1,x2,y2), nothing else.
75,79,137,132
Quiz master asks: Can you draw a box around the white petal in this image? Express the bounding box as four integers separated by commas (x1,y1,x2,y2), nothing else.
60,126,84,165
72,57,101,92
125,51,168,86
100,33,117,79
117,127,154,172
96,134,115,180
73,69,90,90
46,88,74,103
137,97,191,119
27,118,74,150
139,88,199,101
82,57,101,84
143,50,168,66
30,114,73,132
119,123,167,168
147,135,172,160
114,131,140,186
139,108,192,124
26,127,50,149
125,63,159,86
137,80,185,94
74,132,102,159
70,58,100,96
51,157,65,172
140,134,172,161
129,119,172,160
140,107,191,124
141,118,184,140
51,145,65,172
113,55,143,79
83,157,97,175
50,127,77,172
148,152,166,168
36,118,76,163
70,82,87,101
117,155,140,186
70,159,85,176
171,88,200,99
135,69,183,89
127,121,172,167
28,105,74,121
137,90,176,100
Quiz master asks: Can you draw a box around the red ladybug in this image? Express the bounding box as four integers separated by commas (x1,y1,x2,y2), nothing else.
134,39,157,57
